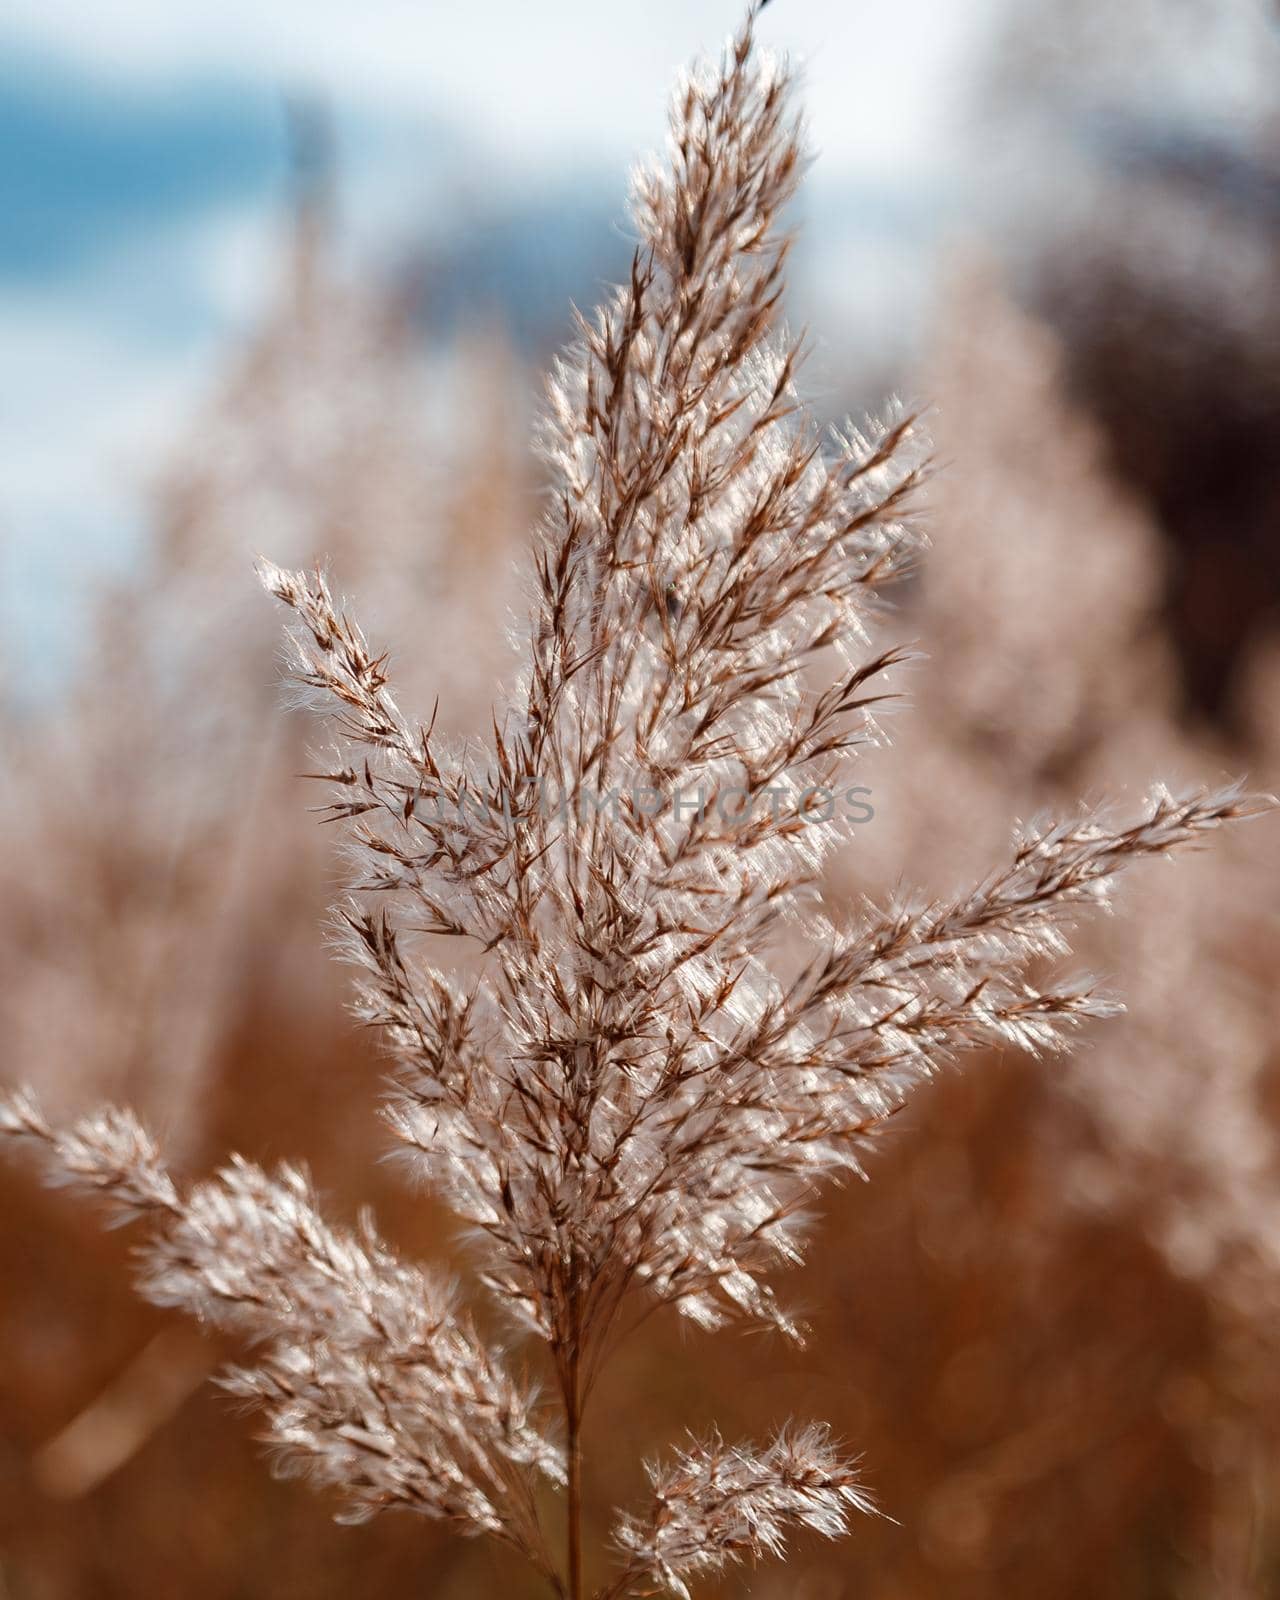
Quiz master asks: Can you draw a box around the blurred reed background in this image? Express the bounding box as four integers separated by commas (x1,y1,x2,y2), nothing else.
1,0,1279,1595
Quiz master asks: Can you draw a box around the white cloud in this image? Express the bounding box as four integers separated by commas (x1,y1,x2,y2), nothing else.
5,0,1003,179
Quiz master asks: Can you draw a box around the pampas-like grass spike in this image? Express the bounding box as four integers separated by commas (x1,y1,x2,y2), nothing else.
1,9,1268,1597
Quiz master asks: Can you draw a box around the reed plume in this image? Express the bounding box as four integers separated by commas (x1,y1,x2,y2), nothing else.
1,8,1264,1595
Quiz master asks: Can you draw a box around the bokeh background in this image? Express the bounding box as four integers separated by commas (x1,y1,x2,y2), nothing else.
2,1,1280,1595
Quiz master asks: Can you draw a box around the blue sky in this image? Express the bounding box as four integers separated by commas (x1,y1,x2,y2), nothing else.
0,0,1002,672
4,0,1277,678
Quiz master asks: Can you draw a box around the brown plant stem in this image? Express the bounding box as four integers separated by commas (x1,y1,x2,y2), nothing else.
565,1295,585,1600
567,1385,583,1600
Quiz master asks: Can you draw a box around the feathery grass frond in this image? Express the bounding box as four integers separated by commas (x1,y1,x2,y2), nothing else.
1,9,1269,1598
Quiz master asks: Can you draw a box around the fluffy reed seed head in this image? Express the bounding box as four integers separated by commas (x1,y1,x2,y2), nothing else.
2,8,1271,1595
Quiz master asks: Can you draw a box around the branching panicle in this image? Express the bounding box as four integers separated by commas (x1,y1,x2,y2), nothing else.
610,1425,872,1600
0,1094,561,1565
1,10,1269,1599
